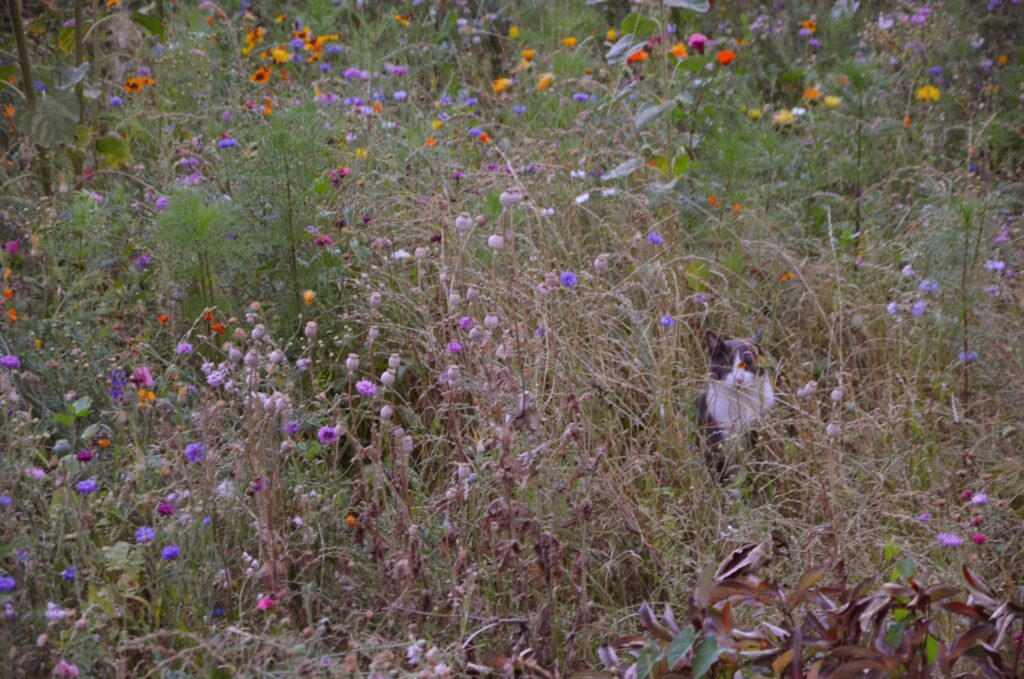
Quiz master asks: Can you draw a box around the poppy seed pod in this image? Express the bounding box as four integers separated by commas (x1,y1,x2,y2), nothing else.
269,350,284,364
487,234,505,250
368,326,379,341
448,292,461,306
251,324,267,342
469,327,484,341
388,353,401,370
369,292,382,309
484,314,499,330
304,321,318,339
228,347,243,363
381,369,396,387
499,187,524,207
414,246,427,259
594,253,609,272
466,286,480,301
455,213,473,232
380,405,394,421
244,350,260,369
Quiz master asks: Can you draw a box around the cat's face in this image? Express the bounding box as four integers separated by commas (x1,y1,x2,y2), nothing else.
704,330,765,389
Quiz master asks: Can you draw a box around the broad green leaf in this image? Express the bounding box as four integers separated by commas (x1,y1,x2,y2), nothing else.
924,634,939,666
692,636,724,678
677,55,708,73
892,557,915,582
57,26,76,55
130,12,165,41
0,64,18,82
53,413,74,427
620,13,659,39
883,540,900,562
634,644,662,679
71,395,92,417
96,134,131,168
314,181,330,195
602,157,644,180
74,125,93,150
664,0,710,10
635,100,676,131
672,154,690,177
684,260,709,289
80,422,102,441
55,62,90,91
665,626,698,669
14,89,80,148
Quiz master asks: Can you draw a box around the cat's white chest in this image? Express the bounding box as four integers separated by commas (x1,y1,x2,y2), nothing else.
706,378,775,436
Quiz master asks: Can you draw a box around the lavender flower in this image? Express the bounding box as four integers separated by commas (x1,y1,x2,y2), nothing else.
958,350,978,363
184,442,206,463
317,426,339,444
660,314,675,327
0,577,14,592
135,526,156,544
355,380,377,397
283,420,301,436
161,545,180,560
175,342,193,354
0,355,19,369
75,478,99,494
918,279,940,293
937,532,964,547
911,300,927,317
62,567,76,581
971,493,988,505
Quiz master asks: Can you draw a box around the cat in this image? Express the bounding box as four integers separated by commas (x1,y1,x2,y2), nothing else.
695,330,775,481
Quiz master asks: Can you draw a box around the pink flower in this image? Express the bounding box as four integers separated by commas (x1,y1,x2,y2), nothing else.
256,595,278,611
4,240,19,256
971,533,987,545
54,660,80,677
688,33,708,55
959,489,973,502
131,366,154,388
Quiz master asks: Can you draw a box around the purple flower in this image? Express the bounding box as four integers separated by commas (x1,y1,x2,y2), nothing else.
0,577,14,592
4,240,19,255
984,260,1005,272
958,350,978,363
218,137,238,149
462,97,479,107
560,271,578,288
135,526,156,544
184,442,206,463
647,231,664,246
918,279,939,294
984,285,1000,297
317,425,339,444
0,495,10,506
175,342,193,355
161,545,180,560
76,478,99,494
155,196,170,211
319,64,331,72
917,512,931,522
660,314,675,327
928,66,943,78
134,254,152,272
468,126,484,138
886,302,899,315
0,355,20,370
446,341,462,354
971,493,989,505
808,38,822,49
512,104,527,115
572,93,590,103
34,80,47,92
109,95,123,107
283,420,301,436
62,566,76,581
393,90,408,101
355,380,377,397
911,300,927,317
937,532,964,547
458,316,473,330
157,501,175,516
440,95,454,106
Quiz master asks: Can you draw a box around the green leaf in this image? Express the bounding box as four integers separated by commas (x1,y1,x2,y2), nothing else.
485,190,502,219
130,12,165,41
692,636,724,678
676,55,708,73
635,100,676,131
80,422,102,442
605,35,644,65
672,154,690,177
892,557,915,582
74,125,93,150
0,64,18,82
53,413,74,427
14,89,80,148
314,181,330,195
602,157,644,180
55,62,90,91
96,134,132,169
71,395,92,417
620,13,659,39
665,626,698,669
924,634,939,666
664,0,710,10
57,26,77,55
883,540,900,563
635,644,662,679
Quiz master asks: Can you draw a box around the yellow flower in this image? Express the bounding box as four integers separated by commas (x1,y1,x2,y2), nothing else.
303,290,316,305
509,25,520,39
355,148,368,159
394,14,410,27
996,54,1008,66
915,85,940,102
270,47,290,64
107,0,120,6
823,95,841,109
772,109,795,126
537,73,554,90
492,77,513,94
606,29,618,41
275,14,286,23
562,37,577,48
432,119,443,131
521,48,536,61
245,26,265,48
747,107,762,120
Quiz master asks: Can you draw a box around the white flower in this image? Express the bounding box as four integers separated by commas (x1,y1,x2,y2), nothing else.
574,192,591,205
791,107,807,117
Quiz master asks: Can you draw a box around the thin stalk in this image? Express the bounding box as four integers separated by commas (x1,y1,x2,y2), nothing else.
7,0,53,195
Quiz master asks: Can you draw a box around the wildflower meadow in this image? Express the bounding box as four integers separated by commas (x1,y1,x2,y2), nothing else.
1,0,1023,676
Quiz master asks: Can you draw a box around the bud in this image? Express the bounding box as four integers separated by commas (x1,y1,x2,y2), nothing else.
368,326,379,341
796,381,817,398
594,253,609,272
381,369,396,387
448,292,462,307
469,327,484,341
380,405,394,421
454,213,473,232
484,313,499,330
228,346,243,363
466,286,480,301
369,292,382,310
487,234,505,250
414,246,428,259
304,321,318,339
830,388,844,403
280,440,293,454
251,324,267,342
268,350,284,364
826,422,841,438
388,353,401,370
499,187,524,207
244,350,260,369
233,327,247,342
446,365,460,384
346,354,360,372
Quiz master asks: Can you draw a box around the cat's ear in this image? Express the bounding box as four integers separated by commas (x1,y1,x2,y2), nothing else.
752,329,764,345
704,330,722,355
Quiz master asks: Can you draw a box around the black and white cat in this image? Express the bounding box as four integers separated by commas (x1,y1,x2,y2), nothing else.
696,330,775,480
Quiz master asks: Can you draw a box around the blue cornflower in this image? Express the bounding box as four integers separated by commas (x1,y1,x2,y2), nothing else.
0,576,14,592
218,138,238,149
660,314,675,327
110,95,123,107
161,545,180,560
511,104,527,115
572,93,589,102
958,350,979,363
135,526,156,544
109,370,128,402
919,279,939,294
62,566,76,581
560,271,578,288
175,342,193,354
647,231,664,246
184,442,206,464
76,478,99,494
911,300,927,317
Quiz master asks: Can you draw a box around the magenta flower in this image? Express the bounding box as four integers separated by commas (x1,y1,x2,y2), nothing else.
688,33,708,55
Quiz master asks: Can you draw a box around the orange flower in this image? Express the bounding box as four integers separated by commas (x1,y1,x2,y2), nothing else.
2,288,12,300
627,49,649,64
211,323,226,334
670,43,688,59
997,54,1008,66
346,514,357,529
802,86,820,101
801,19,816,33
716,50,736,66
372,101,383,114
279,68,289,81
903,115,912,129
492,77,513,94
202,310,215,322
733,203,743,215
394,14,410,27
521,49,536,61
425,137,437,147
262,98,273,117
7,307,17,322
107,0,120,6
97,438,110,448
250,66,271,84
707,194,720,208
3,104,13,118
779,272,797,282
478,132,491,144
157,314,170,324
537,73,554,90
124,78,144,93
